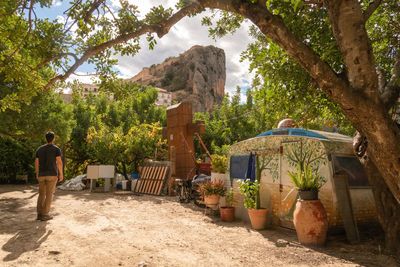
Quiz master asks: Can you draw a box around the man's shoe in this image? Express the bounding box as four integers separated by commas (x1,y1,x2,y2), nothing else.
40,215,53,221
36,214,42,220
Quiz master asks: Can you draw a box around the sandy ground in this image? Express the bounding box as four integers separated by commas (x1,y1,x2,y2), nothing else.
0,185,398,267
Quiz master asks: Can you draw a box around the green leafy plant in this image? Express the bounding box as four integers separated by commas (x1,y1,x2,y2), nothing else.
286,140,327,191
238,179,260,209
211,154,227,174
288,164,326,191
224,188,236,207
199,180,226,196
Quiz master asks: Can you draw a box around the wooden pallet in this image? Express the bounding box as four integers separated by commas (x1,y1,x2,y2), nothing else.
134,164,170,195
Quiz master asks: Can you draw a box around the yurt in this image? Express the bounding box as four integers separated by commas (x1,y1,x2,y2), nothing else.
228,127,377,233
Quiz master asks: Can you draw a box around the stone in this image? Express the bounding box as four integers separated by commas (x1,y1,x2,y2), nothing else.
137,261,148,267
276,239,290,247
129,45,226,112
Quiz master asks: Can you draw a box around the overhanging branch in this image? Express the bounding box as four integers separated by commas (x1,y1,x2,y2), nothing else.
44,1,204,90
363,0,382,21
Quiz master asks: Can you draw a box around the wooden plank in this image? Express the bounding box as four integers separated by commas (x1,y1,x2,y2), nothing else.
135,167,144,192
154,167,167,194
134,164,170,195
142,166,153,192
148,166,161,194
332,174,360,244
156,167,169,195
140,167,150,193
136,166,149,193
144,166,156,193
145,166,157,194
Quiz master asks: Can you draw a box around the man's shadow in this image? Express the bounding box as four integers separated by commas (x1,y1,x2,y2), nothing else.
2,222,52,262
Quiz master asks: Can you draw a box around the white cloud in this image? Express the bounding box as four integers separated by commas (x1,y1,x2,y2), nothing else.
66,73,100,84
52,0,62,7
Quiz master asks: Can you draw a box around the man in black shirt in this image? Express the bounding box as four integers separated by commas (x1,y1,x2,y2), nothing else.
35,131,64,221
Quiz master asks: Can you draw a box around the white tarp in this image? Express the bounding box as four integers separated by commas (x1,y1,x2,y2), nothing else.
58,174,86,191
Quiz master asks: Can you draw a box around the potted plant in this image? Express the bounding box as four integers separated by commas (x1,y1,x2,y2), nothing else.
238,178,268,230
199,180,226,207
237,153,273,230
219,188,236,222
287,140,328,246
210,154,228,184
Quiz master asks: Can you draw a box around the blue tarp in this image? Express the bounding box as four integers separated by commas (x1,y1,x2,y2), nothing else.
257,128,328,140
230,155,250,180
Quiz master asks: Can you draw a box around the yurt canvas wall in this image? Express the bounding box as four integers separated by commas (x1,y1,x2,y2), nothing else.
228,129,377,230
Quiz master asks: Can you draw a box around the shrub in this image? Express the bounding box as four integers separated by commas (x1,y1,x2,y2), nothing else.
211,154,227,174
224,188,236,207
199,180,226,196
288,164,326,191
238,179,260,209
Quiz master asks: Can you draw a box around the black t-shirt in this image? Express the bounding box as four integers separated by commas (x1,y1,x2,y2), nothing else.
35,144,62,176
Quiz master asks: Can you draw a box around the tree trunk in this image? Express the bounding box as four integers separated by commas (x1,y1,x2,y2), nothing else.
361,156,400,256
122,163,128,180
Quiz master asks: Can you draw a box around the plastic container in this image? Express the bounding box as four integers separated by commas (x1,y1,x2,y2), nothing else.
131,172,140,179
121,180,128,190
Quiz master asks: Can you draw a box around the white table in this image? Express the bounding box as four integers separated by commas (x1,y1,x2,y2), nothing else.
87,165,115,192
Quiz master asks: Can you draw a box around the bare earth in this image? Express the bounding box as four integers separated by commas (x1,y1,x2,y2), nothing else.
0,185,398,267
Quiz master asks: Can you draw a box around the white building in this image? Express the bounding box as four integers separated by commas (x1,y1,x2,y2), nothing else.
155,87,172,106
81,83,100,98
60,83,172,107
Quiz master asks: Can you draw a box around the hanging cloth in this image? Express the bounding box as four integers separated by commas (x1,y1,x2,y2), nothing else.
245,152,256,182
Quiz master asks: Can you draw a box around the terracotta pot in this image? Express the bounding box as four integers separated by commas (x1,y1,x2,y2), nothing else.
293,199,328,246
204,194,220,206
220,206,235,222
247,208,268,230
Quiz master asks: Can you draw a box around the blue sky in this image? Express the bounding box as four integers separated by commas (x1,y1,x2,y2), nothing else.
38,0,254,98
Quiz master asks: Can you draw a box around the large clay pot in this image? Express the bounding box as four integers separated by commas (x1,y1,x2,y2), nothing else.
204,194,220,206
220,206,235,222
293,199,328,246
247,208,268,230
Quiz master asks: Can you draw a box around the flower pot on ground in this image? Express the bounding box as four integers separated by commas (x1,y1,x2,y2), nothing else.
287,142,328,246
199,180,226,208
220,188,236,222
238,179,268,230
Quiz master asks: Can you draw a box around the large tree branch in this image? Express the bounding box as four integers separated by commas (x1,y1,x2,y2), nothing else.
324,0,379,98
36,52,79,70
363,0,382,21
199,0,360,111
44,1,204,90
83,0,105,23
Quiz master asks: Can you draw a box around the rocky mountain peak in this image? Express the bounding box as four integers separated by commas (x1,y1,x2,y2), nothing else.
129,45,226,112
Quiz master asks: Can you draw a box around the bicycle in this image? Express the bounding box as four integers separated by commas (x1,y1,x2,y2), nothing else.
175,178,192,203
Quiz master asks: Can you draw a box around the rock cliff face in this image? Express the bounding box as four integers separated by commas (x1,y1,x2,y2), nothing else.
129,45,226,112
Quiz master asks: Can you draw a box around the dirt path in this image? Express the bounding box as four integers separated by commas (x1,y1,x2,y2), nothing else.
0,185,398,267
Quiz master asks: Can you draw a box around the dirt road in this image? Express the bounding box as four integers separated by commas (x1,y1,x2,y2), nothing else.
0,185,398,267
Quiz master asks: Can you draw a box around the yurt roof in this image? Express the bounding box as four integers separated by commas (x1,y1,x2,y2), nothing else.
256,128,353,143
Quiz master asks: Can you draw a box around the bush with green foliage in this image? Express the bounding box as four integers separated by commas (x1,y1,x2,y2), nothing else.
199,180,226,196
211,154,227,173
288,164,326,191
238,179,260,209
0,137,34,183
224,188,235,207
